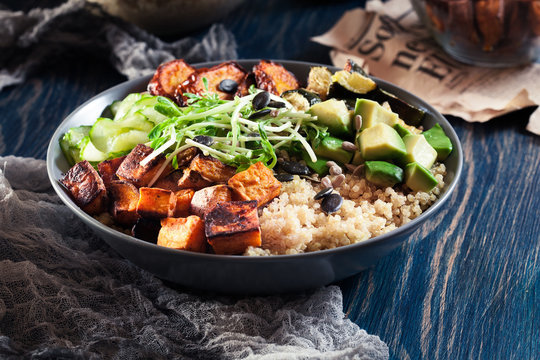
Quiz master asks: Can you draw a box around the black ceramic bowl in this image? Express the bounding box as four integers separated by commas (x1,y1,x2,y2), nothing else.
47,60,463,295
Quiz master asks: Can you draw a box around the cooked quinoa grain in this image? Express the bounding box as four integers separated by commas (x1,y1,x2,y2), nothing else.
246,163,447,255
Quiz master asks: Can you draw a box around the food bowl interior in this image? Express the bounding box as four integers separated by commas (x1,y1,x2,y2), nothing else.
47,60,463,294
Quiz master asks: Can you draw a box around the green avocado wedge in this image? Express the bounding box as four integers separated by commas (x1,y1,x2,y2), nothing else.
404,162,438,192
308,98,353,137
357,123,406,161
365,161,404,187
422,123,453,161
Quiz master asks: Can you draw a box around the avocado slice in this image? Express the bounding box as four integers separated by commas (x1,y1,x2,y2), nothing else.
313,136,354,164
404,162,438,192
354,98,399,130
393,123,413,138
301,151,330,176
365,161,403,187
357,123,406,161
400,134,438,169
308,99,353,137
422,123,453,161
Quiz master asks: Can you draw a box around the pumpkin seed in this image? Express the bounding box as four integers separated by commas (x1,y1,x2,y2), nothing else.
193,135,214,147
218,79,238,94
281,160,310,175
249,109,272,119
252,91,271,110
275,173,294,182
314,187,333,200
321,193,343,214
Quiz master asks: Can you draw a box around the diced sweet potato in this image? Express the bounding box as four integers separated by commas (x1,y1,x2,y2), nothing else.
108,180,140,226
132,218,161,243
176,61,247,104
190,184,232,218
61,160,108,215
98,156,126,188
177,169,213,190
158,216,206,253
188,154,237,183
116,144,167,188
253,60,300,96
171,189,195,218
136,187,175,219
205,200,261,255
147,59,196,99
227,162,281,207
153,170,183,192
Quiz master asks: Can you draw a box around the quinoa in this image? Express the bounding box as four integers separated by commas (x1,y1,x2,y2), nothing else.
246,163,447,256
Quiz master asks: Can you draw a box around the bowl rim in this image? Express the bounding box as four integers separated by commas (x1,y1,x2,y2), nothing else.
46,58,463,263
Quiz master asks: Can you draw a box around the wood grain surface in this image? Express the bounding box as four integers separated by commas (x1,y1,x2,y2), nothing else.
1,1,538,359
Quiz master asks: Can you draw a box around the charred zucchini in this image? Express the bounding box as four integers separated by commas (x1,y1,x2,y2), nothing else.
281,89,321,111
364,88,425,126
328,69,377,99
306,66,333,100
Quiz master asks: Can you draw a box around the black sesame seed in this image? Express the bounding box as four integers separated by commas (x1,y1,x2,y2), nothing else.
275,173,295,182
252,91,271,110
249,109,272,119
268,100,286,108
193,135,214,146
321,193,343,214
314,187,333,200
218,79,238,94
280,160,310,176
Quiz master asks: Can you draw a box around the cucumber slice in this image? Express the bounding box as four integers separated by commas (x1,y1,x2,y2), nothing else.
139,106,168,124
117,111,154,131
59,126,92,165
79,136,108,162
109,130,149,153
89,118,126,152
113,93,143,121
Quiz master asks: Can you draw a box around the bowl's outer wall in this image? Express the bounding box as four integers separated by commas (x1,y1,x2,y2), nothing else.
47,60,463,295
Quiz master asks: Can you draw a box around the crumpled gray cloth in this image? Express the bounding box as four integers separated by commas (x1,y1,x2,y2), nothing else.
0,155,389,359
0,0,238,91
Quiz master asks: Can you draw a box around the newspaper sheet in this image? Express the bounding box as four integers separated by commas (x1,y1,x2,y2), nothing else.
312,0,540,135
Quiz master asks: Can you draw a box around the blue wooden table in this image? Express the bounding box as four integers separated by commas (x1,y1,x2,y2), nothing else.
1,1,538,359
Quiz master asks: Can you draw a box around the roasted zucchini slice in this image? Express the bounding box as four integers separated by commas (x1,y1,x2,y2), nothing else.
328,69,377,99
306,66,333,100
364,89,425,126
253,60,300,95
281,89,321,111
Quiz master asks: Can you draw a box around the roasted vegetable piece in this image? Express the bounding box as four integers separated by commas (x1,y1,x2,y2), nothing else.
176,61,247,104
205,200,261,255
153,170,183,192
190,184,233,218
253,60,300,95
158,216,207,253
227,161,281,207
136,187,175,219
132,218,161,243
108,180,140,226
235,72,256,97
172,189,195,218
281,89,321,112
116,144,167,188
61,160,108,215
306,66,333,100
188,154,237,183
177,169,213,190
148,59,195,99
97,156,126,188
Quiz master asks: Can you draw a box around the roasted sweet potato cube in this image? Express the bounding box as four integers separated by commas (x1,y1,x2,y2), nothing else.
171,189,195,218
108,180,140,226
177,61,247,104
147,59,195,99
205,200,261,255
177,169,213,190
158,216,206,253
136,187,175,219
190,185,232,218
61,160,108,215
98,156,126,188
253,60,300,95
188,154,237,183
153,170,183,192
116,144,166,188
235,72,256,97
227,162,281,207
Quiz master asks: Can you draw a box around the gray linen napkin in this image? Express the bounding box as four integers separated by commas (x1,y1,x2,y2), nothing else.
0,156,389,358
0,0,237,90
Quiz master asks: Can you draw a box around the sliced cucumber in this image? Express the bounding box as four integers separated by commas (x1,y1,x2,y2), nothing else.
59,126,91,165
113,93,144,121
79,136,108,162
89,118,126,152
109,130,149,153
116,111,154,131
